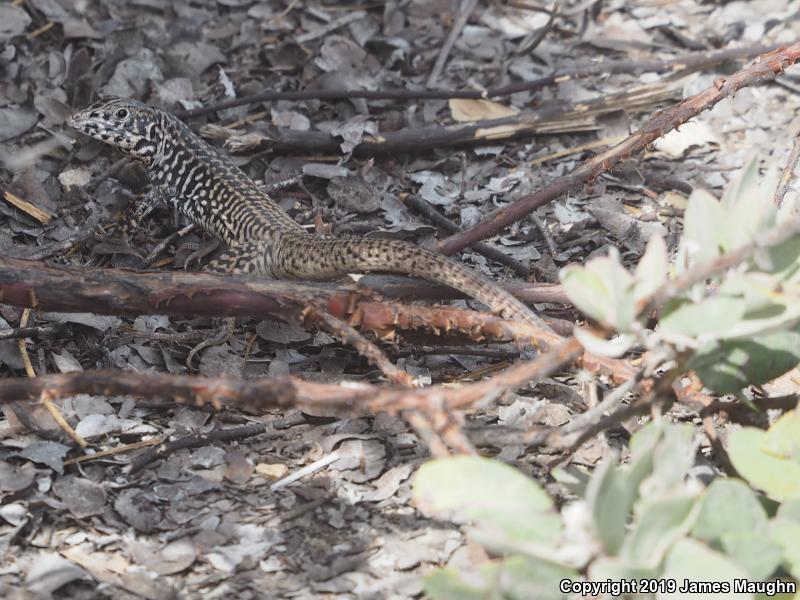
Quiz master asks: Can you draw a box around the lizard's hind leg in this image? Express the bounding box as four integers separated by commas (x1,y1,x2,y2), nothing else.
184,242,274,371
205,241,276,276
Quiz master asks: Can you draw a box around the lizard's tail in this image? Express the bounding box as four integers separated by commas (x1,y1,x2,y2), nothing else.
257,235,550,332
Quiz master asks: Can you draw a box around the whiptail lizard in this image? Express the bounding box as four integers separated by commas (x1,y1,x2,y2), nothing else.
69,97,548,331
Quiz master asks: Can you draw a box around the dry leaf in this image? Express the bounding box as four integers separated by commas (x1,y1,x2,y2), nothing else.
449,98,519,122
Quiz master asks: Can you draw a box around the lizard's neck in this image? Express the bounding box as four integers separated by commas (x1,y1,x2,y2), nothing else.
144,111,306,244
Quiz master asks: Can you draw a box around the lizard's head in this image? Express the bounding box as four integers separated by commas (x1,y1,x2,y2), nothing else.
70,97,163,165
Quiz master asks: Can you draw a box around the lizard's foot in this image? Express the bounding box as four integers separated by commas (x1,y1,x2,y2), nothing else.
186,317,236,370
182,239,222,271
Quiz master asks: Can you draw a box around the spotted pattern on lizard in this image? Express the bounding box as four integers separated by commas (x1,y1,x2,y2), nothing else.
69,97,549,331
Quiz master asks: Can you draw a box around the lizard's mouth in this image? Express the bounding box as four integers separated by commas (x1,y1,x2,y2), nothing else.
68,111,92,132
69,115,127,145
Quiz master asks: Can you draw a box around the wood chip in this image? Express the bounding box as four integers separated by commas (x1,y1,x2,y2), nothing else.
2,190,55,225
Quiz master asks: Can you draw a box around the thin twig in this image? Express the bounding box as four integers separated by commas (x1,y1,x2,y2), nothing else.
530,212,559,258
311,309,458,453
427,0,480,87
437,410,477,455
26,231,95,261
559,372,642,435
551,361,684,458
129,422,270,473
305,306,414,386
405,411,451,458
306,306,461,454
270,451,343,490
515,1,559,55
143,223,197,266
63,437,163,465
403,195,529,277
0,336,585,415
295,10,366,43
775,130,800,207
16,309,87,448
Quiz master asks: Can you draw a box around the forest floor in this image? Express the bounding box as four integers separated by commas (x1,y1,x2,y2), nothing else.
1,0,799,598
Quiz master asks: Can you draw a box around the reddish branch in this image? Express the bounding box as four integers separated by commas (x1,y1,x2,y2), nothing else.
0,255,635,392
0,369,367,414
437,42,800,256
0,255,562,346
0,338,582,415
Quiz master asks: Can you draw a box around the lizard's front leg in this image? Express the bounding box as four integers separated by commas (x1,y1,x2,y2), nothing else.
117,184,176,240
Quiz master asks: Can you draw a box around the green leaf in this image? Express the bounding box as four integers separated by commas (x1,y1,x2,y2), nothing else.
692,479,769,542
725,291,800,339
659,296,746,338
728,427,800,502
561,264,615,326
777,499,800,523
716,273,800,337
770,518,800,579
586,459,636,555
764,236,800,283
588,557,659,582
720,157,761,211
621,491,699,565
634,234,668,302
423,566,496,600
690,332,800,394
628,420,665,460
659,538,751,599
561,250,637,331
500,555,577,600
550,465,591,497
586,422,682,557
412,456,561,545
646,424,696,497
723,158,777,246
679,188,728,267
720,531,783,580
762,410,800,459
423,556,577,600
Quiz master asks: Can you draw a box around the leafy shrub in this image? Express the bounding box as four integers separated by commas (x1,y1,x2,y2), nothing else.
413,160,800,598
414,420,800,599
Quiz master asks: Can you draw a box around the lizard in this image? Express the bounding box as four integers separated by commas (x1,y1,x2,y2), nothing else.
69,97,549,332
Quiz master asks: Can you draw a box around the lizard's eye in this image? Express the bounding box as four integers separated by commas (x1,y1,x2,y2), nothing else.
114,108,129,119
